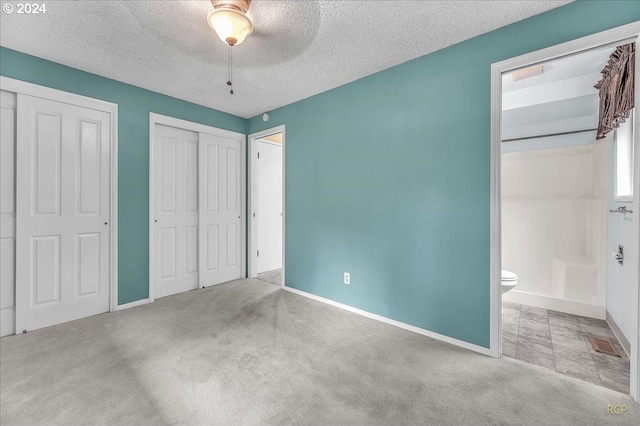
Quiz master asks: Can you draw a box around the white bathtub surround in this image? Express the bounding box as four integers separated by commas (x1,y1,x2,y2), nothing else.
502,139,608,318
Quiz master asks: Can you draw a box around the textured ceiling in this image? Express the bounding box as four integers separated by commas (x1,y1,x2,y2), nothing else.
0,0,571,118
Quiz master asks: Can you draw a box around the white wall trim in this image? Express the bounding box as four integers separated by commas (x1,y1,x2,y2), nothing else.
504,290,606,319
241,134,247,281
148,113,246,303
1,76,117,114
283,286,491,356
632,28,640,404
114,298,149,311
149,113,244,141
608,310,632,358
0,76,120,316
490,21,640,401
490,59,502,359
248,125,286,285
255,139,282,147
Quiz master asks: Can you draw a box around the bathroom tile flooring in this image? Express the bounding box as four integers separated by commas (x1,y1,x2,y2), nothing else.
502,302,630,394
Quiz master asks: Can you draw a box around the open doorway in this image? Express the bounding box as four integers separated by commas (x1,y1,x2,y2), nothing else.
500,45,633,393
248,126,285,287
490,23,640,401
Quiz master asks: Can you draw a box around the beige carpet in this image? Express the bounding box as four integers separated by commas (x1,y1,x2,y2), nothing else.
1,278,638,425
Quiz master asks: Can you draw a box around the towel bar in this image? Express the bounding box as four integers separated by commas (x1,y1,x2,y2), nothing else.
609,206,633,214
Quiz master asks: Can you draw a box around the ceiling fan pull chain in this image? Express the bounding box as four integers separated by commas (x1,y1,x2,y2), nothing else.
227,45,234,95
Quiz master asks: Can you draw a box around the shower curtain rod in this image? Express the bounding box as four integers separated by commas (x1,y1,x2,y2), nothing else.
501,128,597,143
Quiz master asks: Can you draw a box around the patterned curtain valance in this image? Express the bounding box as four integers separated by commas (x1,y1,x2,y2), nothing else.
594,43,635,140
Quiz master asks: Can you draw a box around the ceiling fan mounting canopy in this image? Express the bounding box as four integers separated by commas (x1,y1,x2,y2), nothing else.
210,0,251,14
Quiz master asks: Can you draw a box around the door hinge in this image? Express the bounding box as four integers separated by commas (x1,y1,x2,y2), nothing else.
257,152,260,159
257,250,259,257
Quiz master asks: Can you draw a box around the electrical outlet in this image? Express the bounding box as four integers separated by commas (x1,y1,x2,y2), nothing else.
344,272,350,285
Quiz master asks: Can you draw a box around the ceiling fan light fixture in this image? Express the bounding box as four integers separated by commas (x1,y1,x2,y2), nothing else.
207,1,253,46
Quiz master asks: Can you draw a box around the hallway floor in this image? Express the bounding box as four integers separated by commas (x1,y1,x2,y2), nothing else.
256,268,283,286
502,302,630,394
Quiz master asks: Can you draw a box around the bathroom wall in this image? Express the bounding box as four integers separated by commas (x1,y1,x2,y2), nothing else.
607,115,635,345
502,136,608,318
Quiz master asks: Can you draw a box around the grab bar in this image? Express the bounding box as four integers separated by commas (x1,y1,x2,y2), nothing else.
609,206,633,214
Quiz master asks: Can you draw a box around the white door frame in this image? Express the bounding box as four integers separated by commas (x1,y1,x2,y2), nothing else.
489,21,640,401
248,125,286,285
0,76,119,314
148,113,246,302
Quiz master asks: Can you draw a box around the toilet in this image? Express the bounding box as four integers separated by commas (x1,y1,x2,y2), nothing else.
501,270,518,294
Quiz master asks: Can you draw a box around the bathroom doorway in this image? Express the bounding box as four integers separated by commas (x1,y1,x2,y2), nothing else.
490,23,639,400
248,126,285,287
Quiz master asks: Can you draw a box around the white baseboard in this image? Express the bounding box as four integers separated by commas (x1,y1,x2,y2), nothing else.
282,286,491,356
0,307,15,337
606,311,631,358
1,300,149,336
503,289,605,319
114,298,150,311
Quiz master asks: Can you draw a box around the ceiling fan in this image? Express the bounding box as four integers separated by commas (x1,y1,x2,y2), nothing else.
206,0,254,94
207,0,254,47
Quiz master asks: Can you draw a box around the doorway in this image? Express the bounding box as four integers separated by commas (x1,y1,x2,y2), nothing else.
149,114,246,301
491,24,640,401
248,126,285,286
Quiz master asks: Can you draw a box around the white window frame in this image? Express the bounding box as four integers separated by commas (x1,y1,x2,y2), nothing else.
614,110,635,202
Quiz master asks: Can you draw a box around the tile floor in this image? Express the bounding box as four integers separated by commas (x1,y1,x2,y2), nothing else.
502,302,630,394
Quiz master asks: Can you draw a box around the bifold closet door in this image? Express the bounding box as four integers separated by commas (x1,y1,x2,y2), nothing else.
152,124,199,299
15,94,111,333
198,132,242,287
1,91,16,337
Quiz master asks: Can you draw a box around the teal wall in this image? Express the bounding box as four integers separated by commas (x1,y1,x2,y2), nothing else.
247,1,640,348
1,1,638,347
0,47,246,304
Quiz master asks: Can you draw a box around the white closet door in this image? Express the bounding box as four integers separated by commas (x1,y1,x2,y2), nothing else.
1,90,16,337
257,141,283,274
15,94,111,333
153,124,199,299
198,133,242,286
